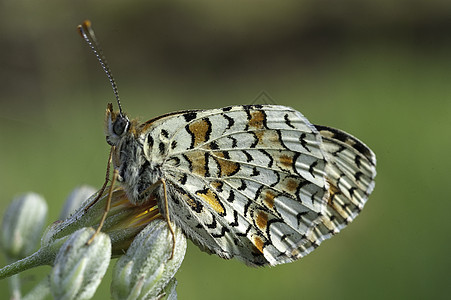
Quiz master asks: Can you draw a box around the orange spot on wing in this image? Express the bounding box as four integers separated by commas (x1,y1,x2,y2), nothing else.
219,160,239,177
184,152,207,177
327,178,340,206
253,236,265,253
210,180,223,189
256,211,268,230
284,178,299,193
255,131,265,145
186,197,198,209
263,190,276,209
254,130,283,148
213,152,240,177
189,119,210,147
214,151,225,158
197,189,225,215
279,154,293,168
248,110,265,129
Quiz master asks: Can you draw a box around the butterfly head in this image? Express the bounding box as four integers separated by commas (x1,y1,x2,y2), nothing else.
105,103,130,146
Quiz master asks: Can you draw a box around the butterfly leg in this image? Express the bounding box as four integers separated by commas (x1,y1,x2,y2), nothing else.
87,168,118,245
85,147,113,212
160,178,176,260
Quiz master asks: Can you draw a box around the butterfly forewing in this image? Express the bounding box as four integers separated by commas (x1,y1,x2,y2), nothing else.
137,104,373,266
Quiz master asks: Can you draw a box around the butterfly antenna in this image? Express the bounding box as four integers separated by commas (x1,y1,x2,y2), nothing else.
77,20,124,116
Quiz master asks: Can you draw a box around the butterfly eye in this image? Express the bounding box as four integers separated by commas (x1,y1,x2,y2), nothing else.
113,116,129,136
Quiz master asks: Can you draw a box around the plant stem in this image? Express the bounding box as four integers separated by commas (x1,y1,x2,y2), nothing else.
0,249,52,280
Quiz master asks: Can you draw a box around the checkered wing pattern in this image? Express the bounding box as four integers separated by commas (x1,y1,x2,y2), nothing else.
140,105,376,266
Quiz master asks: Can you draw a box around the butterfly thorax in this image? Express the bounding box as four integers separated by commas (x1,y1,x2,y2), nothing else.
105,104,162,205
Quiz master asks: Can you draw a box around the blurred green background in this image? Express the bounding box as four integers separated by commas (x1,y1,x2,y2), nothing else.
1,0,450,299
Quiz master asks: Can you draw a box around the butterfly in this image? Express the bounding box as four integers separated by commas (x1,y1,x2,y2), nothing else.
78,21,376,266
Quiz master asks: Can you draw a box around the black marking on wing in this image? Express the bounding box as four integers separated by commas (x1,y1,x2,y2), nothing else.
204,152,211,178
284,113,295,129
291,152,301,177
204,117,213,144
242,104,263,110
184,111,198,122
173,185,205,213
243,197,252,217
143,109,200,127
276,129,289,150
209,141,219,150
222,151,231,159
161,129,169,138
206,215,217,229
354,171,364,182
250,132,259,148
188,198,203,214
308,160,318,178
333,145,346,155
211,180,224,192
238,179,247,191
259,149,274,167
182,154,193,172
230,210,239,227
180,173,187,185
243,150,253,162
147,135,154,148
236,224,251,237
295,179,310,200
254,185,265,201
261,109,269,128
280,234,289,242
211,226,230,238
349,187,357,198
244,107,252,131
355,155,362,169
168,157,180,167
296,211,310,227
251,167,260,177
310,190,319,204
228,136,238,148
185,124,195,149
227,190,235,203
223,113,235,130
270,170,281,187
299,133,310,152
265,218,284,241
159,142,166,155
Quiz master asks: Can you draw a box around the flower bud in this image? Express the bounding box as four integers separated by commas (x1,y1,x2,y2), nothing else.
59,185,96,220
1,193,48,259
50,227,111,300
111,219,186,300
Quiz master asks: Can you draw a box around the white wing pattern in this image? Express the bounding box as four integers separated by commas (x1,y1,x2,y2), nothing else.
139,105,376,266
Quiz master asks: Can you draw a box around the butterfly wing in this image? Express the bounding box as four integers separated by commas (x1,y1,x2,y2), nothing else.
142,105,376,266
